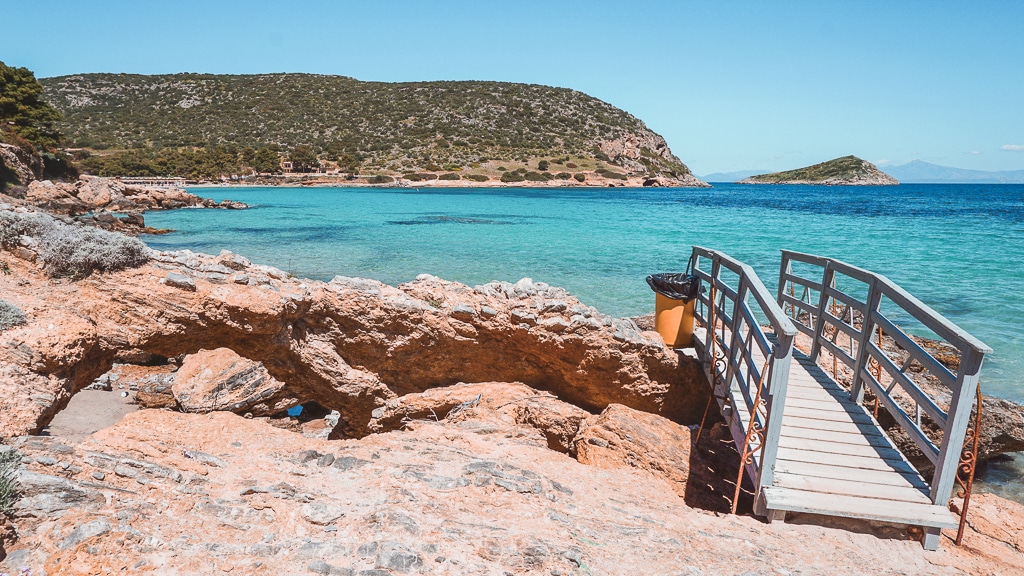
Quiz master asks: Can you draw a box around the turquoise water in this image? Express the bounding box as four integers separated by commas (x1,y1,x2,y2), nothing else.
142,184,1024,404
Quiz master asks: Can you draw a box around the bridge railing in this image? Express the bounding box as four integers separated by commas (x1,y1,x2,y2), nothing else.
777,250,992,507
689,247,797,504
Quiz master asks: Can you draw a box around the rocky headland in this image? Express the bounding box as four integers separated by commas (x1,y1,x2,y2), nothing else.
740,155,899,185
1,207,1024,573
0,174,245,236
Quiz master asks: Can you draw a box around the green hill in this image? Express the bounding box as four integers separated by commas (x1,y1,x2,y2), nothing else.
38,73,693,180
739,155,898,185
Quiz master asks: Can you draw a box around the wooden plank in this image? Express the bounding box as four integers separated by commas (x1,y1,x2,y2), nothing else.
817,338,856,369
772,472,931,504
780,425,896,448
781,417,887,438
870,313,957,387
777,436,907,461
776,447,919,475
823,285,868,315
784,396,866,414
782,272,823,293
762,486,958,528
783,385,849,402
864,345,948,427
774,460,928,490
782,405,876,425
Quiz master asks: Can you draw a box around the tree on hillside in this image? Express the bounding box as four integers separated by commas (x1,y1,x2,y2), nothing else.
252,147,281,174
0,61,64,151
288,145,319,173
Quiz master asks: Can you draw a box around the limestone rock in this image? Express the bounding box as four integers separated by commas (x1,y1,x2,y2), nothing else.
0,249,709,439
574,403,693,498
365,381,589,452
172,348,297,415
1,409,1021,575
0,143,43,192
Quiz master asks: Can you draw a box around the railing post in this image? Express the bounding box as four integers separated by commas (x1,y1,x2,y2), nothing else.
704,257,722,368
809,262,836,362
777,253,792,318
724,275,750,406
849,278,882,404
754,332,794,515
930,348,985,505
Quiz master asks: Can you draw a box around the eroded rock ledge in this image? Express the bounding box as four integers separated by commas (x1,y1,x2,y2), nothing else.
0,246,707,440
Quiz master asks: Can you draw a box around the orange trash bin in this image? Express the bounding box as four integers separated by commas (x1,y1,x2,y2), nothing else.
654,292,696,347
647,273,702,348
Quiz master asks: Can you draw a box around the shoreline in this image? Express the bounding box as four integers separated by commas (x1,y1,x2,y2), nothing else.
176,172,711,189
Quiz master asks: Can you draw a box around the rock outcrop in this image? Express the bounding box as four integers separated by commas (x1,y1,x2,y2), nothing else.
0,246,708,441
172,348,298,415
574,403,694,498
0,143,43,192
24,175,246,216
597,133,711,188
2,407,1023,574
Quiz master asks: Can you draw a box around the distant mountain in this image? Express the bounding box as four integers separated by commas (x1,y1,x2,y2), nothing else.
739,156,898,186
699,169,764,182
885,160,1024,184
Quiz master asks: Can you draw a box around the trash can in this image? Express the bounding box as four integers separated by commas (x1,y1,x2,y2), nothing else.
646,273,702,347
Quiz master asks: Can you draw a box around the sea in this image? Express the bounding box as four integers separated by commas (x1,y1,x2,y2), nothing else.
142,183,1024,499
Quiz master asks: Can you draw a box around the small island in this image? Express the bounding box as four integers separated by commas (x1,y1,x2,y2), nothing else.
739,155,899,185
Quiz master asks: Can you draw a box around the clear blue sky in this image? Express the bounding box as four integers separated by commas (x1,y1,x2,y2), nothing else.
3,0,1022,175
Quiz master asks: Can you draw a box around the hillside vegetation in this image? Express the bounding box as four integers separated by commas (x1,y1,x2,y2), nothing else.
39,73,693,181
740,155,898,185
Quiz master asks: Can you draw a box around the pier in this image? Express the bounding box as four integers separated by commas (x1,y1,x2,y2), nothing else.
687,247,990,550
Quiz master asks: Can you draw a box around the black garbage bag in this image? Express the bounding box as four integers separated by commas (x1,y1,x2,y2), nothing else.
646,273,703,302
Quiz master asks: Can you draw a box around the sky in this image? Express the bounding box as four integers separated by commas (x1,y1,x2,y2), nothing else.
2,0,1023,175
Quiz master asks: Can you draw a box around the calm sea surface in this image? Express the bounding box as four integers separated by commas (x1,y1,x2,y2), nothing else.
143,183,1024,499
144,184,1024,403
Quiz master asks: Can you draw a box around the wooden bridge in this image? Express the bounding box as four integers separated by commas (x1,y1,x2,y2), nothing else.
686,247,991,550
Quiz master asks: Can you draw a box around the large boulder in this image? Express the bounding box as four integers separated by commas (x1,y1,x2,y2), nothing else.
172,348,298,415
573,403,694,498
365,381,589,452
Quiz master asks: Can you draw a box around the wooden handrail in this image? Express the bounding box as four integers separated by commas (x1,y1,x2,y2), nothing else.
777,249,990,509
690,247,796,512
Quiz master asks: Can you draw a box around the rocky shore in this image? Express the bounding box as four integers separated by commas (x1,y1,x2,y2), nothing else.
1,207,1024,573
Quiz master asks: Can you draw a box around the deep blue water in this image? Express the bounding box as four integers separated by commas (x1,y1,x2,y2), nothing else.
142,183,1024,404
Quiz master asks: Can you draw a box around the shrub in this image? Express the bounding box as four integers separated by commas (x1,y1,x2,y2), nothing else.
497,166,507,172
465,174,489,182
403,172,438,182
565,162,578,169
500,172,525,183
573,173,586,182
597,168,627,180
555,172,571,180
424,163,443,171
0,448,21,517
0,210,150,279
524,171,548,182
537,160,550,171
439,172,460,180
0,299,27,331
367,175,394,184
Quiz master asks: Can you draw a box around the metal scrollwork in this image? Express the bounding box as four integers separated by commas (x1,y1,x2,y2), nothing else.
950,385,983,546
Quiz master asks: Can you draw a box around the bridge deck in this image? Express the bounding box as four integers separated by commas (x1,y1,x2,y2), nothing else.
695,327,957,529
761,351,957,529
